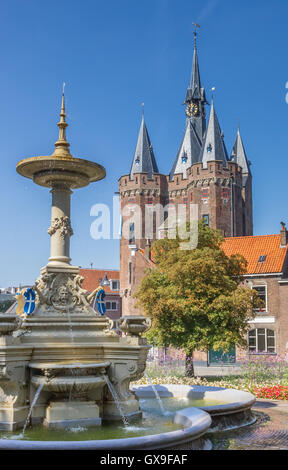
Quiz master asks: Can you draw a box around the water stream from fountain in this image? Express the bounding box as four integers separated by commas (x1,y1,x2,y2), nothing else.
21,382,46,437
67,308,77,401
143,371,166,415
103,375,129,427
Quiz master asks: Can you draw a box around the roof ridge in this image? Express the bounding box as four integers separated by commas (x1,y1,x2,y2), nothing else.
224,234,280,240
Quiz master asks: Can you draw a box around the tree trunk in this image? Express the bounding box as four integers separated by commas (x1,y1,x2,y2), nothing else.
185,351,194,377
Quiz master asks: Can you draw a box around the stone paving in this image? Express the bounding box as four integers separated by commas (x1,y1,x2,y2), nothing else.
172,399,288,450
211,399,288,450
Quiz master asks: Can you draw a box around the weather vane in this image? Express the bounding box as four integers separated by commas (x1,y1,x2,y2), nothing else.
192,22,200,46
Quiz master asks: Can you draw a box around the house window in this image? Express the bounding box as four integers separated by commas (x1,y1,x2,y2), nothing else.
129,262,132,284
168,199,174,207
147,197,153,205
202,214,209,226
248,329,276,354
253,285,267,312
183,197,188,205
110,280,119,291
106,301,117,311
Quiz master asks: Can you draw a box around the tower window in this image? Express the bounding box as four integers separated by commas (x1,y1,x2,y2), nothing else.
202,214,209,226
128,198,135,207
222,188,230,199
129,223,135,245
202,188,209,199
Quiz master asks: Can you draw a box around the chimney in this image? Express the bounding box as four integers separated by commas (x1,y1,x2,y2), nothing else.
144,239,151,260
280,222,287,247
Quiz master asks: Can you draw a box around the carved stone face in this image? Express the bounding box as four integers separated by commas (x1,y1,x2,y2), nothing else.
58,286,69,304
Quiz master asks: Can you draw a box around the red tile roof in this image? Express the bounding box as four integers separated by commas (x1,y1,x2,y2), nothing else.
79,269,120,293
222,234,288,275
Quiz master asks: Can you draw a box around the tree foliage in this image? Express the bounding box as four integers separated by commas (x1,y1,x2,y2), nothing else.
135,222,261,357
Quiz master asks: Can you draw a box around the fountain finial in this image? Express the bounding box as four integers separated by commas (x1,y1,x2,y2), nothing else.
52,85,72,158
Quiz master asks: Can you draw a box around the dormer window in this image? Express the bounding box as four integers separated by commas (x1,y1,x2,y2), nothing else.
182,155,188,163
207,144,212,153
135,157,140,165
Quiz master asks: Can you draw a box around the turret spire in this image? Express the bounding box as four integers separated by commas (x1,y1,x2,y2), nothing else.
52,85,72,157
130,113,159,180
230,128,251,186
199,98,228,169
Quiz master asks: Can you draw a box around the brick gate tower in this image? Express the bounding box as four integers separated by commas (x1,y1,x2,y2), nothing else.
119,32,253,316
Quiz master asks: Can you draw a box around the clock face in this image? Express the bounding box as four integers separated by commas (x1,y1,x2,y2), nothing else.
186,102,199,117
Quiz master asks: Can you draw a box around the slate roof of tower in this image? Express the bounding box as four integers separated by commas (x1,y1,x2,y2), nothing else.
169,120,202,179
230,129,251,186
130,116,159,180
185,41,202,102
199,99,228,168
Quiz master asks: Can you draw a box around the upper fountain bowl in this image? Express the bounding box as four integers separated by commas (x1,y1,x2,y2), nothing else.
16,155,106,189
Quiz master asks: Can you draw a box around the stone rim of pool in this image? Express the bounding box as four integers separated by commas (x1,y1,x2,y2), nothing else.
0,405,212,450
133,384,256,432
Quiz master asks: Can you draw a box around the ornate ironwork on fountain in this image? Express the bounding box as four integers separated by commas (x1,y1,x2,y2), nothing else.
117,316,152,337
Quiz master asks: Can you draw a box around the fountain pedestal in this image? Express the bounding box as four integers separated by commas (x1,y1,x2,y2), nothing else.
45,401,101,429
0,94,151,432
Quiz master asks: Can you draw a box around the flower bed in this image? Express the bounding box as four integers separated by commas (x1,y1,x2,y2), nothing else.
254,385,288,400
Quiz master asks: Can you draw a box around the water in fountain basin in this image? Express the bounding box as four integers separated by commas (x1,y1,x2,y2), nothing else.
143,371,167,416
103,375,129,427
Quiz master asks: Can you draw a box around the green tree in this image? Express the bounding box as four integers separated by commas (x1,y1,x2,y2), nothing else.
135,221,260,376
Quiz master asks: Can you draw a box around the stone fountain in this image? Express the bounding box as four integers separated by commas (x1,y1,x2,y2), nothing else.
0,94,151,431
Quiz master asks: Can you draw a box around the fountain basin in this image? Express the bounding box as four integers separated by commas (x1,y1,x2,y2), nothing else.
0,406,212,450
133,384,256,432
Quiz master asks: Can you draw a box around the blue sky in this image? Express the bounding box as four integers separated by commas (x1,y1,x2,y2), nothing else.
1,0,288,287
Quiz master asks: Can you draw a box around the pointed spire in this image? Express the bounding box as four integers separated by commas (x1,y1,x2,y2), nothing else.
52,86,72,157
231,128,251,185
169,121,202,180
199,99,228,169
185,33,202,102
130,114,159,180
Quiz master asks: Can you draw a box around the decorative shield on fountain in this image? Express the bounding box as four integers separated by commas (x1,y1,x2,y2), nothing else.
23,288,36,315
96,288,106,316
